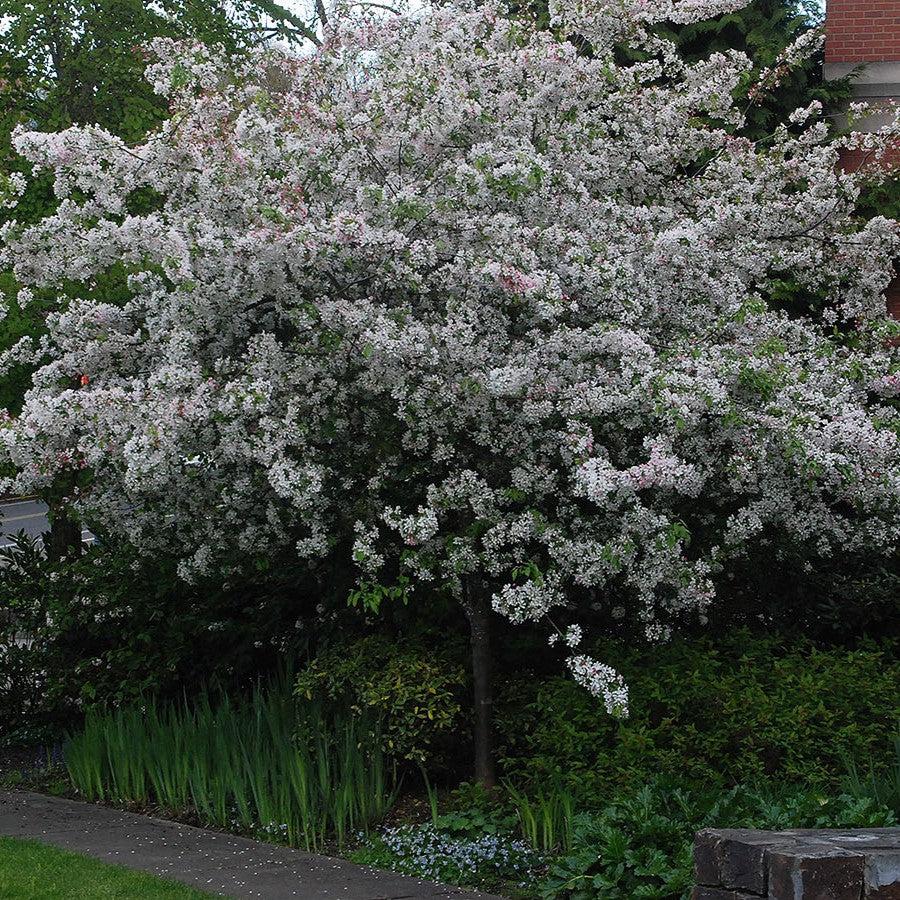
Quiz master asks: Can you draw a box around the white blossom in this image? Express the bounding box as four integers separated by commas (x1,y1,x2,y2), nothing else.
1,1,898,707
567,655,629,717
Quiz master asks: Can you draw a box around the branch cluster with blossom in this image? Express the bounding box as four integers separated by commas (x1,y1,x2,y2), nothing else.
1,0,898,711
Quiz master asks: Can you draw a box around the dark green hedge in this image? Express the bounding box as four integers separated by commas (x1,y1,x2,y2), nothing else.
496,632,900,797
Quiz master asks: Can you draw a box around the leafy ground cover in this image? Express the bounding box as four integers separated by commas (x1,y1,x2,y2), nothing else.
0,837,216,899
352,771,898,898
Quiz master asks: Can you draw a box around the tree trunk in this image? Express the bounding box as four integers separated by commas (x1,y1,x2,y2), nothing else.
463,578,496,789
47,505,82,562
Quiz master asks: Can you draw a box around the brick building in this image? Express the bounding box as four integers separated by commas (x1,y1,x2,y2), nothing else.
825,0,900,162
824,0,900,317
825,0,900,68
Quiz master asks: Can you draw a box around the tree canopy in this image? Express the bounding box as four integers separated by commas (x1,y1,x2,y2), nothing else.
2,0,898,736
0,0,326,410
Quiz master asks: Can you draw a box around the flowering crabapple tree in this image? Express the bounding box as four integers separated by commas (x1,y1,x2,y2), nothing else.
2,0,900,784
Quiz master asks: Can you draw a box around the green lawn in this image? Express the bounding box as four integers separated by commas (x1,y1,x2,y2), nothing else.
0,837,218,899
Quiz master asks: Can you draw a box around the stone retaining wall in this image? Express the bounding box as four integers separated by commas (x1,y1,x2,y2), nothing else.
692,828,900,899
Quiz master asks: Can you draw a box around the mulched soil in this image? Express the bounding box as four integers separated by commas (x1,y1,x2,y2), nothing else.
0,746,43,781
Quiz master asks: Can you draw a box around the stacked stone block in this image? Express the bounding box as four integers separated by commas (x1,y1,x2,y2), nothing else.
692,828,900,899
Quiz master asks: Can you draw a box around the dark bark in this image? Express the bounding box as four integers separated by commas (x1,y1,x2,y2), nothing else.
47,505,82,562
463,578,496,789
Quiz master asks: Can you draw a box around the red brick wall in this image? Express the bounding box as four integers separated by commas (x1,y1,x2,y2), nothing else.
825,0,900,63
888,279,900,319
838,146,900,171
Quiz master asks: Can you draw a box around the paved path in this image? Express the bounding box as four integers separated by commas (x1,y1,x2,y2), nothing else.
0,791,505,899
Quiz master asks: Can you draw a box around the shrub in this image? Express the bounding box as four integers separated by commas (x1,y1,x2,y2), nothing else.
711,547,900,640
0,537,313,744
496,632,900,797
295,635,467,764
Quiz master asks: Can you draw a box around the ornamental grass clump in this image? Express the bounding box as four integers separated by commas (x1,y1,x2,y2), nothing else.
63,684,396,851
506,779,575,853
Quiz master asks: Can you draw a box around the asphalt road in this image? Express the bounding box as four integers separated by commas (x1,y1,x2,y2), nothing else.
0,498,93,550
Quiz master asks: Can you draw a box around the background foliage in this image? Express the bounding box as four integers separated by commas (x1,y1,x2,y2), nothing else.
0,537,313,744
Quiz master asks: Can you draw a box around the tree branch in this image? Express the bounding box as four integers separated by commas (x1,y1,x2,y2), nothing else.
247,0,321,46
314,0,329,29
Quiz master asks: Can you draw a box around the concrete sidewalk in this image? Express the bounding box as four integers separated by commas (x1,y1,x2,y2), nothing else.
0,791,506,900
